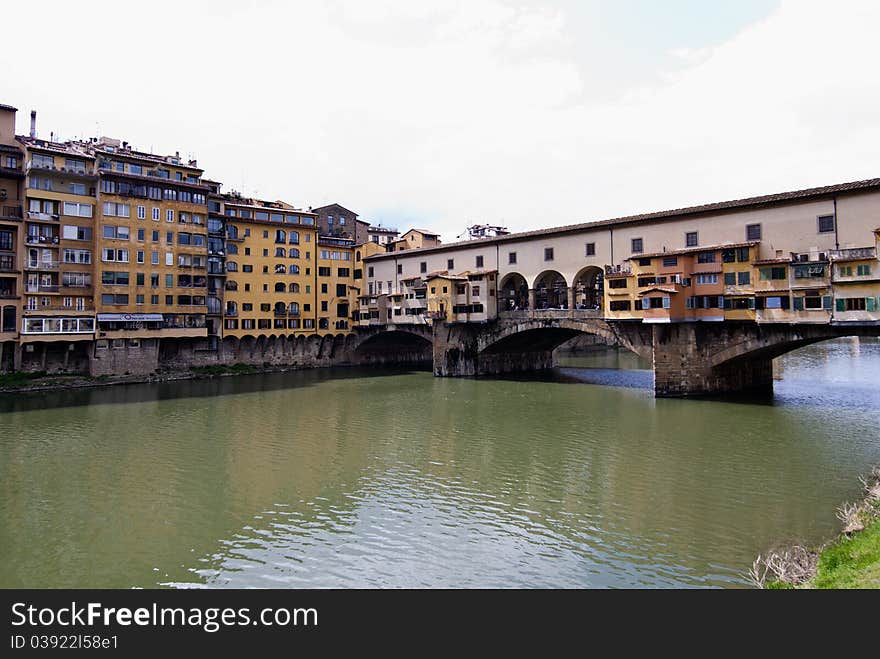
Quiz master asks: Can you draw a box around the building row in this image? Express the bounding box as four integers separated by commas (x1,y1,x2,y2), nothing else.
0,104,407,374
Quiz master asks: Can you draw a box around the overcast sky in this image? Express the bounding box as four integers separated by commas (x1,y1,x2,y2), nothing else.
3,0,878,241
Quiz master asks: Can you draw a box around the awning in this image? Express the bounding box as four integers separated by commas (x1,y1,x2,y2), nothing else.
97,313,164,322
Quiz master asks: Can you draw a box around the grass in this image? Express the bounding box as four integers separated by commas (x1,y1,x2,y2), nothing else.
0,371,48,387
190,363,257,376
810,509,880,589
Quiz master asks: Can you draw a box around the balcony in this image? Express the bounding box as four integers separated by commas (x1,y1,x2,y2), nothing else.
25,261,60,271
605,264,632,276
26,284,60,293
224,309,238,316
830,246,877,261
0,291,18,299
25,235,59,246
24,304,95,313
26,211,60,223
1,205,23,220
274,309,288,316
27,160,93,177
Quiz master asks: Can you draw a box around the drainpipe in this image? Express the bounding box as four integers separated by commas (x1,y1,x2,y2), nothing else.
833,195,839,250
609,227,614,265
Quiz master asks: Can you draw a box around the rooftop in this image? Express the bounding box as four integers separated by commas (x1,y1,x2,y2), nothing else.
365,177,880,261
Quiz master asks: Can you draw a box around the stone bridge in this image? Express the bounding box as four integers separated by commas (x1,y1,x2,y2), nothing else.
353,311,880,397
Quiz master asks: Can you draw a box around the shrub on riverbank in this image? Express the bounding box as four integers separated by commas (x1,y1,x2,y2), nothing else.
0,371,47,387
751,467,880,589
190,363,257,376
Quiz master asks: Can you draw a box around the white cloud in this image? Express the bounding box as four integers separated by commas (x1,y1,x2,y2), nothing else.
1,0,877,241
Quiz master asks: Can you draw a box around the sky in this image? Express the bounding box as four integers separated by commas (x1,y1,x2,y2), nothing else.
2,0,878,241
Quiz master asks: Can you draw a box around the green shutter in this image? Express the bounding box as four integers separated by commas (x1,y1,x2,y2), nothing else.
822,295,832,310
867,297,877,312
835,298,846,312
794,297,804,311
748,297,756,310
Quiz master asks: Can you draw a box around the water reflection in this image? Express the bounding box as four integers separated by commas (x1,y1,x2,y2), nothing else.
1,339,878,588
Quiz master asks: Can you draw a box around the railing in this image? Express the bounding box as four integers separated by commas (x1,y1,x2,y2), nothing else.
27,161,92,176
224,309,238,316
605,264,632,276
26,285,60,293
0,292,18,299
1,205,23,219
24,305,95,312
25,261,60,270
27,211,59,222
499,308,603,320
25,236,59,246
274,310,287,316
830,247,876,261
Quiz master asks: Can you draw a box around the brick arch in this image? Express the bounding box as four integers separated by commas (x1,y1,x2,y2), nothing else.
708,324,877,368
477,317,651,360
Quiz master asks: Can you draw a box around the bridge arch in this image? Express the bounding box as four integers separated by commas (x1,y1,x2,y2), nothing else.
533,270,568,310
351,325,435,366
499,272,529,311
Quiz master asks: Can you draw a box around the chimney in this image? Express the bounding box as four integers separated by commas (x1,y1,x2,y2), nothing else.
29,110,36,138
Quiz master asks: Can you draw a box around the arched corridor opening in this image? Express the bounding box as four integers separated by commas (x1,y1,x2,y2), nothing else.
573,266,604,310
533,271,568,309
499,272,529,310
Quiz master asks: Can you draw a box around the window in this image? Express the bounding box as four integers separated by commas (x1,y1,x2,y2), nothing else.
102,202,130,217
631,238,643,254
610,300,631,311
476,255,484,268
544,248,554,261
137,251,144,264
152,208,160,221
508,252,517,264
101,271,130,285
318,266,331,276
746,224,762,241
817,215,835,233
69,182,86,195
420,262,427,273
102,225,130,240
336,284,347,296
151,251,159,265
101,293,129,305
165,253,173,266
166,209,174,223
135,205,144,220
585,243,595,257
165,274,173,288
736,247,750,262
695,273,718,285
607,278,627,289
368,266,374,278
738,271,751,286
397,264,403,275
697,252,715,264
724,272,736,286
857,264,872,276
662,256,678,267
759,267,787,281
62,202,93,217
102,249,129,262
685,232,698,247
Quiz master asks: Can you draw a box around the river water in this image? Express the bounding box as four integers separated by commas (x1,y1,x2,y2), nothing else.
1,338,879,588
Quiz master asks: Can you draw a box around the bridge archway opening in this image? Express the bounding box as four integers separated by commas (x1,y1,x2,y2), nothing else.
533,270,568,310
353,329,433,366
573,266,604,310
499,272,529,311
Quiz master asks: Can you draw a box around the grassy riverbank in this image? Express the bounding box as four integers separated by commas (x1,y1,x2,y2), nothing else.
809,511,880,588
0,363,295,395
754,468,880,589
